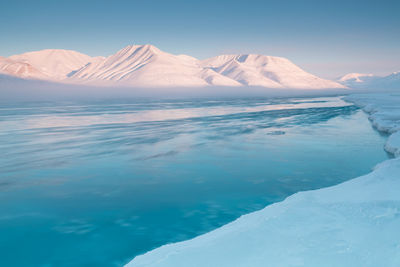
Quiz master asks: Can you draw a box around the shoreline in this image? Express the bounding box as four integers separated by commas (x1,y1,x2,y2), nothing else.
126,92,400,267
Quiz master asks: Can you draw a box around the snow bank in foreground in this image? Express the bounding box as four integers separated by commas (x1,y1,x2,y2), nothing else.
345,94,400,157
386,132,400,157
126,93,400,267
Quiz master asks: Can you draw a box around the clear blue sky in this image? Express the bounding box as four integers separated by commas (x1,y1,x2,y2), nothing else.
1,0,399,78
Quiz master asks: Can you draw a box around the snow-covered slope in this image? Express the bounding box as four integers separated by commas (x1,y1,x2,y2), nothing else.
0,56,49,79
126,93,400,267
339,72,400,89
201,54,345,89
68,45,241,87
9,49,98,80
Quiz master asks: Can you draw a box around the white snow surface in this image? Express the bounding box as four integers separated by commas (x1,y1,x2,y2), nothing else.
2,45,345,89
126,93,400,267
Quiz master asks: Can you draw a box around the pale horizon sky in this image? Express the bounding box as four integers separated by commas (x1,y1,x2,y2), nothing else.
1,0,399,79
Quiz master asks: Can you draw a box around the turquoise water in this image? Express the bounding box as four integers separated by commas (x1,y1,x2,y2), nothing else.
0,96,389,266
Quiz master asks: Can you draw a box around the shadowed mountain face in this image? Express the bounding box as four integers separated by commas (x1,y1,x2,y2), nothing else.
0,45,345,89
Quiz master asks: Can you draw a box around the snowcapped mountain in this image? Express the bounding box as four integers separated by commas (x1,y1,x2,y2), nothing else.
0,56,49,79
200,54,344,89
201,55,282,88
9,49,101,80
338,72,400,89
339,73,375,83
68,45,241,87
2,45,347,89
338,73,377,88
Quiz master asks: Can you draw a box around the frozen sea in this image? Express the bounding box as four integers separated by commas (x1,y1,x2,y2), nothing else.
0,96,389,266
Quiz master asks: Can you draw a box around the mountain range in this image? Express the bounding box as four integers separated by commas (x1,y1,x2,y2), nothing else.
0,44,398,90
0,45,346,89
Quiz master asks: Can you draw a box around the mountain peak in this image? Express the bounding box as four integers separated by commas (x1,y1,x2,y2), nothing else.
118,44,161,56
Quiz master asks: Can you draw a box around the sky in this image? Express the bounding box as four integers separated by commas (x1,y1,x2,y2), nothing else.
0,0,399,79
